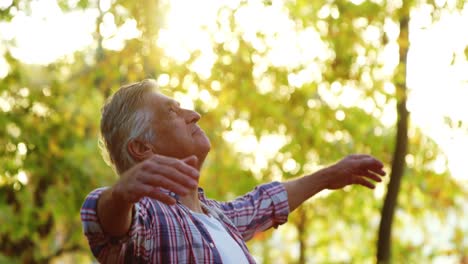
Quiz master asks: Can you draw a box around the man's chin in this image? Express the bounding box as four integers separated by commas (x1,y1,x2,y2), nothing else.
199,143,211,156
198,136,211,152
196,142,211,161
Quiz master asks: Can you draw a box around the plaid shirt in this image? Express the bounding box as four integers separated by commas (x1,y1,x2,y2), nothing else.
81,182,290,263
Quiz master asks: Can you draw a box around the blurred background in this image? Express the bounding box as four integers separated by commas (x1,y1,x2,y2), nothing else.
0,0,467,263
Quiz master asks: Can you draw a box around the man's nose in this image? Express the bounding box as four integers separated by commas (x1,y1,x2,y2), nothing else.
185,109,201,123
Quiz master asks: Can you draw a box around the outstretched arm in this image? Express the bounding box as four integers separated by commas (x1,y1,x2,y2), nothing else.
283,154,386,212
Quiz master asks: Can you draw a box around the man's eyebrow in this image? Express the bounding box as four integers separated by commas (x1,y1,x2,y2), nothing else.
166,100,180,107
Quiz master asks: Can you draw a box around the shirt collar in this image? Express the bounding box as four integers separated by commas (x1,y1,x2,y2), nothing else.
158,187,207,202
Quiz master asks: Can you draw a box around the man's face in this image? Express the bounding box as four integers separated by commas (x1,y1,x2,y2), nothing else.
146,92,211,160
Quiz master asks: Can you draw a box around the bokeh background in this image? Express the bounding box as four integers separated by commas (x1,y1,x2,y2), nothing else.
0,0,467,263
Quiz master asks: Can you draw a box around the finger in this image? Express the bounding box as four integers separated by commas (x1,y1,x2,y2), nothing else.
140,170,196,193
359,170,383,182
354,177,375,189
142,161,198,188
126,185,177,205
366,164,386,176
182,155,199,169
151,155,199,179
146,164,198,188
358,157,384,172
376,168,386,176
140,186,177,205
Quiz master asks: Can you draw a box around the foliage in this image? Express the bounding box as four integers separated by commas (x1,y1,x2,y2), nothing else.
0,0,466,263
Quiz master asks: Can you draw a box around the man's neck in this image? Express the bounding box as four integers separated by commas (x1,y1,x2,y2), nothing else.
179,155,205,214
179,189,204,214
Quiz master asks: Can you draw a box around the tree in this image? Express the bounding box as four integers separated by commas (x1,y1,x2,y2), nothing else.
376,1,410,262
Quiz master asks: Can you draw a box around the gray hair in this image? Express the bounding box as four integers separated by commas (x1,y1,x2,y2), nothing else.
99,79,157,174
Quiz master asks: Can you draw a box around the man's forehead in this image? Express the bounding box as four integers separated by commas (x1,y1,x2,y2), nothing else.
148,92,178,106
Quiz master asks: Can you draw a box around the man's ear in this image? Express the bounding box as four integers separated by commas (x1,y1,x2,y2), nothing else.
127,139,153,162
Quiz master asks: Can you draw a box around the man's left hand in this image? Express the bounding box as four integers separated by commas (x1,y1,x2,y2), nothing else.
325,154,386,190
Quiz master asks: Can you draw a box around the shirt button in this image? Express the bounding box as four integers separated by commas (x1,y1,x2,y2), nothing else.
209,243,215,248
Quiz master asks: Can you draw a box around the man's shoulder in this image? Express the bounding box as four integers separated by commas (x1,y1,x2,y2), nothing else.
80,187,171,215
81,187,108,211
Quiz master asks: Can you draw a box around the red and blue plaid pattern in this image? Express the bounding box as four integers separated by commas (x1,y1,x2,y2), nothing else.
81,182,290,263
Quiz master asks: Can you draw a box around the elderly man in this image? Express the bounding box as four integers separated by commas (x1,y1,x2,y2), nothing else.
81,79,386,263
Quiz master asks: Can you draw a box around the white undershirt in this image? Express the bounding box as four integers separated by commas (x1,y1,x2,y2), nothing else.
192,212,249,264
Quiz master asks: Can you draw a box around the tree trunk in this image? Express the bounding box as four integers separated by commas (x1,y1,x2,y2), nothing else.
297,207,307,264
376,3,411,263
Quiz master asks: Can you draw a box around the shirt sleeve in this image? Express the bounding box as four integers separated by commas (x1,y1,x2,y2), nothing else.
208,181,290,241
80,187,150,263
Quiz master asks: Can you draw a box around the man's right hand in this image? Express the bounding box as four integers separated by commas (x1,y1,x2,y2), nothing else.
97,154,199,237
111,154,200,205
